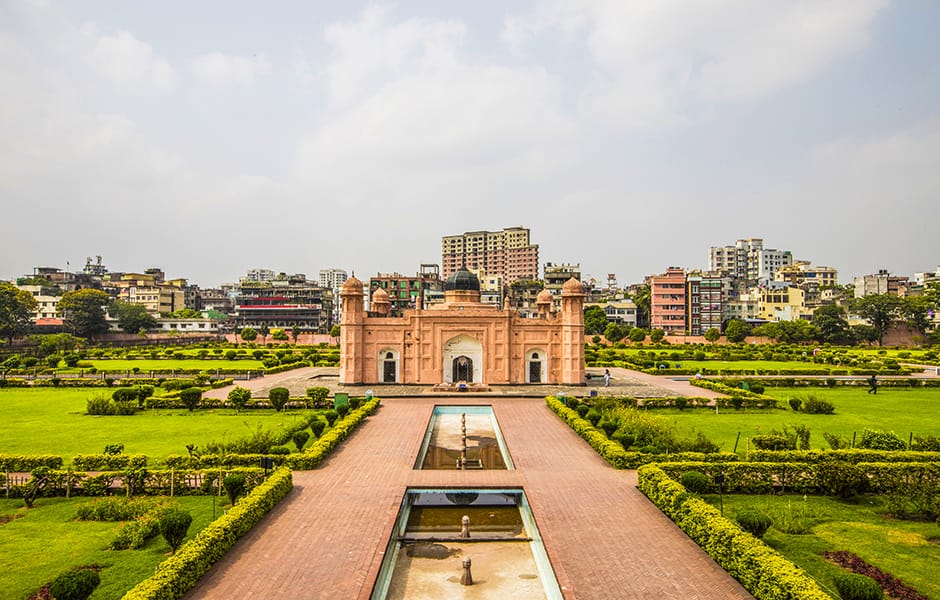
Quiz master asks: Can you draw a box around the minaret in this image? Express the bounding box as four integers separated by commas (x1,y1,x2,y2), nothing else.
560,277,585,384
339,276,365,384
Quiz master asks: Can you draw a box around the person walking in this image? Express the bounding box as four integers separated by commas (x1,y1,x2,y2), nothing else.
604,368,611,387
867,374,878,395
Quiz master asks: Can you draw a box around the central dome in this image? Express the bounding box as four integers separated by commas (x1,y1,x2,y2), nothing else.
444,267,480,292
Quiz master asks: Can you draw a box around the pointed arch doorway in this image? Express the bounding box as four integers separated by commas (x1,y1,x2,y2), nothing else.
442,334,482,384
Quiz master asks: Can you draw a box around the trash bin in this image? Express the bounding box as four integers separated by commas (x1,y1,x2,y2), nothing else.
589,389,597,398
334,392,349,409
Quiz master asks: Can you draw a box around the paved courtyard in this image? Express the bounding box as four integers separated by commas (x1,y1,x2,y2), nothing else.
186,391,751,599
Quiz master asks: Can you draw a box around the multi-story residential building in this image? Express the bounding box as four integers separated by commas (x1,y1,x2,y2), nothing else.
854,270,910,298
544,263,581,311
242,268,276,283
649,267,687,333
199,288,235,315
15,283,63,320
103,270,186,315
318,268,348,290
757,282,810,322
774,262,838,288
234,273,332,333
709,238,793,285
686,272,723,335
441,226,539,283
369,268,443,314
585,300,638,328
508,279,544,318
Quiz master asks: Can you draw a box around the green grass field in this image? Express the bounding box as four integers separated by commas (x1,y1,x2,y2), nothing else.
0,388,317,460
0,495,221,599
660,387,940,452
58,358,266,372
704,494,940,599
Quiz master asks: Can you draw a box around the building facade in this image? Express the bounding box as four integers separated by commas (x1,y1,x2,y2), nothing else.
649,267,687,333
854,270,910,298
340,268,585,386
441,226,539,283
234,273,332,332
686,272,723,335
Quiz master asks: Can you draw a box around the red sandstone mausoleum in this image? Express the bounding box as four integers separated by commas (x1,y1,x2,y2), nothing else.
339,267,585,387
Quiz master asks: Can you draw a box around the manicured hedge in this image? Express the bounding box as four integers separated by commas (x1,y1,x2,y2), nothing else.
163,453,289,470
748,449,940,464
545,397,738,469
286,398,380,470
121,466,293,600
0,454,64,471
72,453,148,470
638,465,830,600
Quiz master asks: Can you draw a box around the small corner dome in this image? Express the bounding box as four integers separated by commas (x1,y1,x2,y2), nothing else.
562,277,583,295
341,277,363,294
372,287,389,302
444,267,480,292
536,289,554,304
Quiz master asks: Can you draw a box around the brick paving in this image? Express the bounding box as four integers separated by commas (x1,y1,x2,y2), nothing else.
185,395,751,600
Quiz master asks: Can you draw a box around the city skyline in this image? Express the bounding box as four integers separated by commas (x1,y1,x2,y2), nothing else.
2,2,938,287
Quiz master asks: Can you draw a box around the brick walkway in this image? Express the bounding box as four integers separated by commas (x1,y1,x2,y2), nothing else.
185,396,751,599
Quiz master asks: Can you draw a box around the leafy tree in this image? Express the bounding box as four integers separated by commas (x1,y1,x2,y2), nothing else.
58,289,111,339
583,305,607,335
813,304,851,344
0,282,38,343
901,294,936,337
724,319,750,343
305,386,330,408
291,325,301,343
110,301,157,334
851,294,902,345
159,509,192,553
240,327,258,343
292,430,310,452
628,328,647,343
753,320,817,344
329,324,341,340
632,285,651,328
604,322,625,342
223,473,246,505
271,328,289,341
649,328,665,343
166,308,201,319
179,388,202,412
704,328,721,343
30,332,83,357
227,386,251,412
19,466,52,508
850,324,879,345
258,323,271,343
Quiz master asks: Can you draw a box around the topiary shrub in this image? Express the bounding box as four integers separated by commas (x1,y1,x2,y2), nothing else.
159,509,193,554
324,409,339,427
179,388,202,412
736,510,772,538
228,387,251,412
292,430,310,452
752,434,792,451
348,397,362,410
223,473,246,506
269,387,289,412
565,396,580,410
86,394,114,416
268,446,291,455
816,460,868,499
857,429,906,451
802,395,835,415
49,569,100,600
336,404,350,418
305,386,330,408
310,419,326,438
611,430,635,449
679,471,710,495
832,572,884,600
585,409,602,427
576,404,590,418
598,419,617,437
789,397,802,412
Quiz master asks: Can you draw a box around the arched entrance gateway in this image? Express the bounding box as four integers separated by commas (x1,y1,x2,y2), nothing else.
338,267,585,386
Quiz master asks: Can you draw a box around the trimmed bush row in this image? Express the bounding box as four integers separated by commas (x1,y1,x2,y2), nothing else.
545,397,738,468
719,376,939,389
654,461,940,495
72,454,148,470
748,449,940,464
163,453,290,469
286,398,381,470
0,454,64,471
637,465,830,600
121,466,293,600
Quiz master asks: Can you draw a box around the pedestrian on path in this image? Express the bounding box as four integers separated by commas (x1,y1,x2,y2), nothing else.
868,374,878,395
604,369,611,387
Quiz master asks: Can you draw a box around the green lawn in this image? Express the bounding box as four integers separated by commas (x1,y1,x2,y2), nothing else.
660,387,940,453
0,388,317,461
703,494,940,599
0,495,222,599
58,358,266,372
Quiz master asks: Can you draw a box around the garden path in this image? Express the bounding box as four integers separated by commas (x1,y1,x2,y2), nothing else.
185,396,751,599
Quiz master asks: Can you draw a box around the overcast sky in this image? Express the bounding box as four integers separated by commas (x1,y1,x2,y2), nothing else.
2,1,938,288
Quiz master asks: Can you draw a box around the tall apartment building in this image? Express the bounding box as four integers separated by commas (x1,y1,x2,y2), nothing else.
686,272,723,335
318,268,348,290
854,270,910,298
649,267,687,333
441,226,539,283
234,273,332,333
369,267,443,314
709,238,792,284
102,270,186,315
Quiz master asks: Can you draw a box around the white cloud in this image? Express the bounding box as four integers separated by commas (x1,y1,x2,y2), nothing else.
505,0,889,128
190,52,272,86
90,30,176,92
